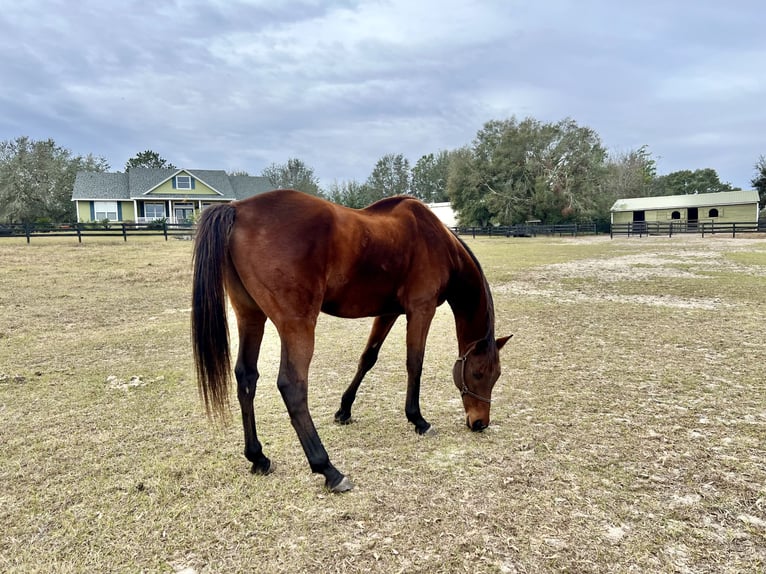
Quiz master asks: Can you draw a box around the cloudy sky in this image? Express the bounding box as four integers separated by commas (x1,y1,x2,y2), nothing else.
1,1,764,188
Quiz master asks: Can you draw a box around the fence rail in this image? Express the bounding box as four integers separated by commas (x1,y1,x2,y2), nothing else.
455,222,597,238
0,222,196,243
610,221,766,238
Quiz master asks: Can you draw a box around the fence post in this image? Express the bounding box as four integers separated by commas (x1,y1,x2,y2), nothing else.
122,223,128,242
25,223,31,244
163,221,168,241
76,223,82,243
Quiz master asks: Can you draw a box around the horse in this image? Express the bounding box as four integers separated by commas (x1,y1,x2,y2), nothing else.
191,189,511,493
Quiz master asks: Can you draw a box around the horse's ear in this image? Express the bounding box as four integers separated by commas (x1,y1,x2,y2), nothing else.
496,335,513,350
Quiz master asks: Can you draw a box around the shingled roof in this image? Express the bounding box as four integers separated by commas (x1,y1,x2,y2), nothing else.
72,168,274,201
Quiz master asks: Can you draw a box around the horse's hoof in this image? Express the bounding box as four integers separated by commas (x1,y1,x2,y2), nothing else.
334,410,352,425
328,476,354,493
415,423,435,436
250,457,273,476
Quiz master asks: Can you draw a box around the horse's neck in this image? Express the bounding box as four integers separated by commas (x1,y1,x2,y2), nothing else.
447,252,493,354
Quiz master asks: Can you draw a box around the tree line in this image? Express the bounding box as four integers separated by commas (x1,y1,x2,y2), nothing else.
2,116,765,225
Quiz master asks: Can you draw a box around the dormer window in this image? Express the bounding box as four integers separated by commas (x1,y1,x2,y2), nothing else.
175,175,192,190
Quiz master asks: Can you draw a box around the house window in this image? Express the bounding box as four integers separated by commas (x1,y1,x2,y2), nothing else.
175,175,192,190
708,208,719,218
145,203,166,220
174,203,194,223
94,201,118,221
671,211,681,220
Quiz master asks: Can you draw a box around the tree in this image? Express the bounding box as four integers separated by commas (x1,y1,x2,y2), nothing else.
448,117,607,225
752,155,766,209
411,151,451,203
0,136,109,223
593,146,658,227
125,150,176,171
365,153,410,202
447,147,493,226
325,179,371,208
653,168,736,196
261,158,321,195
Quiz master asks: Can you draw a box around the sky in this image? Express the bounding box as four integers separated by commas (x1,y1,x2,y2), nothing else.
1,0,764,189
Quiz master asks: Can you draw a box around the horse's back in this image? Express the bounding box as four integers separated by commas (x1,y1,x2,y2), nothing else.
226,190,458,318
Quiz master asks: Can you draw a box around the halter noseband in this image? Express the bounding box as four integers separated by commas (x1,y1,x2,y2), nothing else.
454,341,493,404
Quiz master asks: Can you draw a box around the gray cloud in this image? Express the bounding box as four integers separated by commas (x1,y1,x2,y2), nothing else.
1,0,763,188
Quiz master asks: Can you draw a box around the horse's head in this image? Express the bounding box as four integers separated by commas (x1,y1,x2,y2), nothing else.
453,335,512,431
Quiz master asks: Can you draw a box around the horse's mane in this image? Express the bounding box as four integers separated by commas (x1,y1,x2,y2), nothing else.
452,233,496,338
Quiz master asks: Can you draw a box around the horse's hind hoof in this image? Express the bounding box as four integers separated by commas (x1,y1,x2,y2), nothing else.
250,457,273,476
328,476,354,493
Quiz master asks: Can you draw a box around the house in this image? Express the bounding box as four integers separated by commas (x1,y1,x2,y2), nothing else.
610,190,760,228
71,168,275,224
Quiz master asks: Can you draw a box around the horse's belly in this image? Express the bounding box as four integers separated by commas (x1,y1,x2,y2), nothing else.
320,291,403,319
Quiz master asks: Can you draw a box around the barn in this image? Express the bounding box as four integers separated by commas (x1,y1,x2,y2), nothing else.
610,190,760,230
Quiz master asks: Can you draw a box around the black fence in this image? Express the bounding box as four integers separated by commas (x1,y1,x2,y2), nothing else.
0,222,196,243
610,221,766,238
455,222,598,238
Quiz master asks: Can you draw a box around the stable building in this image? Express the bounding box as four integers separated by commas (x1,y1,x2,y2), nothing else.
610,190,760,229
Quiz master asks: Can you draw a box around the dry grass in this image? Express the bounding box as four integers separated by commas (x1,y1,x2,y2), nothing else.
1,234,765,573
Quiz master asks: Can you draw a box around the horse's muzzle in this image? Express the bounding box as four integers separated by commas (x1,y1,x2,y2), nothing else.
468,417,487,432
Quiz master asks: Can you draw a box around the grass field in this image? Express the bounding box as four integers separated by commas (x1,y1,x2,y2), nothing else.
1,233,765,573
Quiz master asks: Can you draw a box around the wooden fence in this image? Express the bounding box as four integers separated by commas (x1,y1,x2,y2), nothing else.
455,222,597,238
610,221,766,238
0,222,195,243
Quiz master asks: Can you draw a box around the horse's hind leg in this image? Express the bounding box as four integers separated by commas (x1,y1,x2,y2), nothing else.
335,314,399,424
234,308,272,475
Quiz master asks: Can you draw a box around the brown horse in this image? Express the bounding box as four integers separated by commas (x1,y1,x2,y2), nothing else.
191,189,510,492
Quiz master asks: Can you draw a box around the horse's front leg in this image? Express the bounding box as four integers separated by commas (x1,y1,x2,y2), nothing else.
335,313,399,424
404,306,437,435
234,312,271,475
277,321,353,493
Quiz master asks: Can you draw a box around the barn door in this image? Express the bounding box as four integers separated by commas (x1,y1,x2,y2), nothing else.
632,211,646,235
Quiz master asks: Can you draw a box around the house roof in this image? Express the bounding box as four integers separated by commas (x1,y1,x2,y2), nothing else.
72,168,274,201
610,190,760,212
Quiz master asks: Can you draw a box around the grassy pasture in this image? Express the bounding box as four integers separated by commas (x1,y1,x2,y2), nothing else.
1,234,765,573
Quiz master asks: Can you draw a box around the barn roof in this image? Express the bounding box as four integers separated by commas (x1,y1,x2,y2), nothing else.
610,190,759,212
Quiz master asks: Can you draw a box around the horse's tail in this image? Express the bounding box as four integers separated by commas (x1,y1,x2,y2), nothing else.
191,203,237,420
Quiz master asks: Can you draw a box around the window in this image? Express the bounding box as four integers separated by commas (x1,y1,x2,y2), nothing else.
175,175,192,190
174,203,194,223
671,211,681,220
708,208,719,218
145,203,166,220
94,201,118,221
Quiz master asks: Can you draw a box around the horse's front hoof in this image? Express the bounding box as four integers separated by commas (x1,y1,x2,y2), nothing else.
334,408,353,425
328,476,354,493
250,457,273,476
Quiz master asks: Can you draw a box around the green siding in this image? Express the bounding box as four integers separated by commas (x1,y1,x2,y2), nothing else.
147,178,217,196
120,202,135,221
77,201,135,222
77,202,91,222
